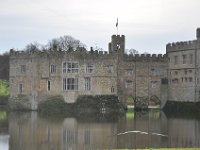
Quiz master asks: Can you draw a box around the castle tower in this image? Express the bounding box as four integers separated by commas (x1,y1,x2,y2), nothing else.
108,35,125,55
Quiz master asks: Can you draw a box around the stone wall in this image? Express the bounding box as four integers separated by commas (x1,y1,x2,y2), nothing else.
118,54,167,105
166,29,200,102
9,50,119,108
9,34,170,109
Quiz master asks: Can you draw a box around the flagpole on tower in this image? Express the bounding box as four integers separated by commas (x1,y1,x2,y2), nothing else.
116,18,118,35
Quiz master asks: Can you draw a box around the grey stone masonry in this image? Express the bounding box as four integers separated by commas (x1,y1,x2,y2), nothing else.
9,28,200,110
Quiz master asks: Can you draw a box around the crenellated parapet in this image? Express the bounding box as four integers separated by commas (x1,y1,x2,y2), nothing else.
111,34,125,40
9,48,116,60
123,53,167,62
166,40,197,52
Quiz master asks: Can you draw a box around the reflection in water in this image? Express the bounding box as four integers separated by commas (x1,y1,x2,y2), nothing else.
0,110,9,150
0,109,200,149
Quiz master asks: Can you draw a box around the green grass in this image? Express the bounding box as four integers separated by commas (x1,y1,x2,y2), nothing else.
0,80,9,96
115,148,200,150
126,108,134,119
0,111,7,121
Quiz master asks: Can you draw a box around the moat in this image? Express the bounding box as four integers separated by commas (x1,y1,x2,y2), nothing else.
0,108,200,149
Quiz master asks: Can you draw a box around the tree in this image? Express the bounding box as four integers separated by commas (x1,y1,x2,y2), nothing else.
0,52,9,80
24,42,41,52
47,35,86,51
126,48,139,55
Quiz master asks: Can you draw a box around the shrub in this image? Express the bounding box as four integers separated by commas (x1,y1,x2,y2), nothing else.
38,95,66,114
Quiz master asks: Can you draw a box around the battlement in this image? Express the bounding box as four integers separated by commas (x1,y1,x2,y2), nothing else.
9,49,116,60
123,53,167,62
111,34,125,39
166,40,197,52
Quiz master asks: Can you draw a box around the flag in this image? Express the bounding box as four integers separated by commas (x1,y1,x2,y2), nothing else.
116,18,118,28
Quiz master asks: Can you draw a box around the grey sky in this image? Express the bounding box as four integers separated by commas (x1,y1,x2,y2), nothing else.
0,0,200,54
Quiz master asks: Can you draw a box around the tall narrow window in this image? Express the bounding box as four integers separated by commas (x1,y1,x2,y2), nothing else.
19,83,23,94
174,56,178,65
86,64,94,73
85,77,91,91
47,80,51,91
183,55,187,64
107,65,113,73
21,65,26,73
63,78,67,91
50,64,56,73
190,54,193,64
63,62,66,73
111,86,115,93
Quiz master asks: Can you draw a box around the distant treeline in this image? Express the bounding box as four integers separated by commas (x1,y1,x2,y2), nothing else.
0,52,9,81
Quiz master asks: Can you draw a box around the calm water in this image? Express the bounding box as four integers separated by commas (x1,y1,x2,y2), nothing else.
0,109,200,150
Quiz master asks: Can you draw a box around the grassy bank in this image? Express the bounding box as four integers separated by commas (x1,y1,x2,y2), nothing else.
0,80,9,105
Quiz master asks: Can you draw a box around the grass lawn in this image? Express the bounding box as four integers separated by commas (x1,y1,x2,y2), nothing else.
0,80,9,96
115,148,200,150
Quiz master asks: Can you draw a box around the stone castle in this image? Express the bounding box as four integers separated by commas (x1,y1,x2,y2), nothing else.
9,28,200,110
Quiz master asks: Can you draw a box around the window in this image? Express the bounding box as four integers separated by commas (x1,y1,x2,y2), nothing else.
174,56,178,65
184,69,187,75
111,86,115,93
126,69,133,76
21,65,26,73
151,81,158,88
189,77,193,82
172,78,178,84
107,65,113,73
175,71,178,75
63,78,78,90
190,54,193,64
63,62,66,73
50,65,56,73
19,83,23,94
63,62,79,73
63,78,67,91
68,62,79,73
183,55,187,64
84,77,91,91
47,80,51,91
86,64,94,73
189,70,192,73
125,80,133,88
185,78,188,82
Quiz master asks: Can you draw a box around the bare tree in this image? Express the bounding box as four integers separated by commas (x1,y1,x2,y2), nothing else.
25,42,41,52
126,48,139,55
47,35,86,51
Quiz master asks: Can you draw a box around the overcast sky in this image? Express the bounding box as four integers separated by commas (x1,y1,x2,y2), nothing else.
0,0,200,54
